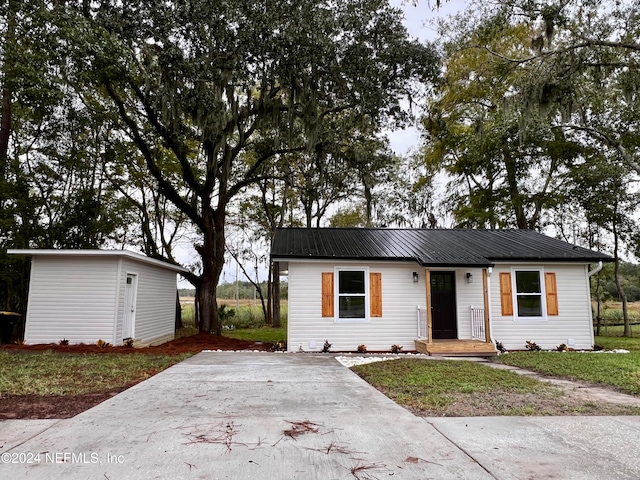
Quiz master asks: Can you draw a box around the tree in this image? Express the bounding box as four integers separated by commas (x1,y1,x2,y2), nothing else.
569,155,639,337
423,0,640,230
60,0,438,335
423,7,587,229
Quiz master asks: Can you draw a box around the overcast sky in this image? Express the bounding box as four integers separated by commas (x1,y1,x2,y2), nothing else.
387,0,467,156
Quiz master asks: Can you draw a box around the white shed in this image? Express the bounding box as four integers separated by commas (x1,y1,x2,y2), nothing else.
8,249,187,346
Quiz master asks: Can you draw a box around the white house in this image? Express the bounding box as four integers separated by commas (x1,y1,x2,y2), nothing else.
270,228,612,355
8,249,186,346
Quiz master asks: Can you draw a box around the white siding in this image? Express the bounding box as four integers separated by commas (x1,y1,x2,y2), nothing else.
489,264,593,350
119,259,177,345
24,257,118,345
288,261,425,352
287,262,490,351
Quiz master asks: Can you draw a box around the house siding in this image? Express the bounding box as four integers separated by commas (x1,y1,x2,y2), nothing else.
288,260,427,352
489,263,593,350
24,257,119,345
119,259,177,345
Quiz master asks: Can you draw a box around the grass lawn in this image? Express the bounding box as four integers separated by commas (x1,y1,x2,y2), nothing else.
496,349,640,396
352,358,640,416
223,326,286,343
0,351,192,396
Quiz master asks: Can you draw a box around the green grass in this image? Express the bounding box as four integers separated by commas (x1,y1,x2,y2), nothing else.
223,324,287,343
594,325,640,340
595,334,640,351
497,350,640,395
352,358,551,415
0,351,191,396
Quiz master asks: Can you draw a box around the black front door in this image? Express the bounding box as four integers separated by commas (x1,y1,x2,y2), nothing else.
431,272,457,339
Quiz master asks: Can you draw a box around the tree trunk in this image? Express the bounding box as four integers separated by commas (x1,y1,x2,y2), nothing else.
272,261,281,328
175,290,183,330
595,270,602,337
502,147,528,229
197,203,226,335
266,263,273,325
612,221,630,337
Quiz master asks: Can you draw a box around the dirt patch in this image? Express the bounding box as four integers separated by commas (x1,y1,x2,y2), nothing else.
0,334,272,420
0,389,131,420
0,333,272,355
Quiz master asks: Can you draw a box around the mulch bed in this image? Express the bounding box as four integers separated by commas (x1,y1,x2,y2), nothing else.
0,334,272,420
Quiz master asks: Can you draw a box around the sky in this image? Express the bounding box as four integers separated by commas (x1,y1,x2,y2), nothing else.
387,0,468,155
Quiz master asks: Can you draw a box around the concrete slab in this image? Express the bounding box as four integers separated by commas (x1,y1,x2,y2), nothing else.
0,420,61,451
0,352,489,479
428,416,640,480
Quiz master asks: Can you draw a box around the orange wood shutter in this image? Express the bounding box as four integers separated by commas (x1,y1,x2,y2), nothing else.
545,272,559,316
369,272,382,317
321,272,334,317
499,272,513,316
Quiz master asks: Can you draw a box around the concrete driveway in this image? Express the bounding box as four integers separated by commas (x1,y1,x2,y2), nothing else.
1,352,639,479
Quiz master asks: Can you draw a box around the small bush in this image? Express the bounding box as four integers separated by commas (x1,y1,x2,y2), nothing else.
271,340,287,352
525,340,541,351
321,340,332,353
495,341,506,353
96,339,112,348
390,344,403,354
555,343,568,352
357,344,367,353
124,338,135,348
593,344,604,351
59,338,69,346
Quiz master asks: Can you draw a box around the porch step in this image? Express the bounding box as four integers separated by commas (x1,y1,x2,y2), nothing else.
414,339,497,357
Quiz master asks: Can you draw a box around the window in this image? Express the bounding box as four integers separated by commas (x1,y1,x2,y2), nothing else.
338,270,366,318
500,269,558,319
321,269,381,320
514,270,543,317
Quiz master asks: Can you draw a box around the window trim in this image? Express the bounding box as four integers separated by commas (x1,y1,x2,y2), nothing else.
334,266,370,323
511,267,548,321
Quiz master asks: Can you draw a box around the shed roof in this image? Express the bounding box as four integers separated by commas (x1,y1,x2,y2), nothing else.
270,228,612,267
8,249,188,273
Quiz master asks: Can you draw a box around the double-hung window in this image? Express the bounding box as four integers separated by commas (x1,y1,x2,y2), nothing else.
514,270,544,318
337,269,367,319
500,269,557,319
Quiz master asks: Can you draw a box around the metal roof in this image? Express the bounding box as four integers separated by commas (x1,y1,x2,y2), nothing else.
8,249,188,273
270,228,612,266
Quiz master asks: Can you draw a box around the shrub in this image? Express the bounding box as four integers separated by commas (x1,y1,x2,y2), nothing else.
390,344,403,354
555,343,568,352
525,340,541,351
357,344,367,353
271,340,287,352
495,341,506,353
124,338,135,348
321,340,332,353
96,339,112,348
59,338,69,346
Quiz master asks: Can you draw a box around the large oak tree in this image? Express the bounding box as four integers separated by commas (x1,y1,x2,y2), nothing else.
61,0,438,334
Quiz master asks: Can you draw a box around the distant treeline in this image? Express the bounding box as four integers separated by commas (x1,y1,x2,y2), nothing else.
179,281,288,300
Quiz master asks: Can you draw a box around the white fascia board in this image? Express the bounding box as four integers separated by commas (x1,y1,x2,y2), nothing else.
7,249,188,274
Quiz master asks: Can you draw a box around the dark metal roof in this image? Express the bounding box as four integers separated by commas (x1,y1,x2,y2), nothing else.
271,228,612,266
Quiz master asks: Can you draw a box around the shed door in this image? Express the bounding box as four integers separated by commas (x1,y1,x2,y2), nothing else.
431,272,457,339
123,274,138,340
